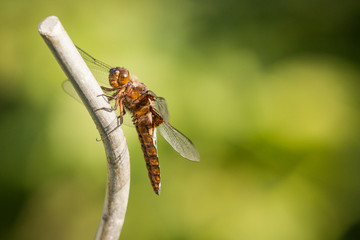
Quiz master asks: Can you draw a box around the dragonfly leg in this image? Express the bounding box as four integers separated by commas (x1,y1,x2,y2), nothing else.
98,92,118,101
101,86,116,91
96,97,124,142
96,122,122,141
96,106,116,112
96,91,122,111
117,98,125,125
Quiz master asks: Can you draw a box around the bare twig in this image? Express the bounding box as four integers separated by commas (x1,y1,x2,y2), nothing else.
38,16,130,240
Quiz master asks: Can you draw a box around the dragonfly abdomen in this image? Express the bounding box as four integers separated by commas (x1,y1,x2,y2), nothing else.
134,115,161,195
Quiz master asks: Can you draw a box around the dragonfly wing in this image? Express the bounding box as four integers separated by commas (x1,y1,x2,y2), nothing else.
149,92,199,161
76,46,112,71
149,93,169,122
62,80,82,103
62,80,134,127
76,46,112,87
62,79,114,102
158,122,200,162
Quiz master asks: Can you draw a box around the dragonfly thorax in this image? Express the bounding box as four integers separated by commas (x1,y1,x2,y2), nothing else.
109,67,130,88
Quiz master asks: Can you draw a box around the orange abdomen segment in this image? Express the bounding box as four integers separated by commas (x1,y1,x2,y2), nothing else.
135,123,161,195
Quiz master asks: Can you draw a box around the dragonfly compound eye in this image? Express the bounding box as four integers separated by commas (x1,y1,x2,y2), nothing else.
109,68,121,87
119,68,129,79
110,68,119,75
118,68,130,85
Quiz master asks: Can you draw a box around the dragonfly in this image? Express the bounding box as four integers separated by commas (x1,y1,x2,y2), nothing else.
63,46,200,195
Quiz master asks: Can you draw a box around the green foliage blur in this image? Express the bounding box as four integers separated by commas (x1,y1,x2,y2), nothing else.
1,0,360,239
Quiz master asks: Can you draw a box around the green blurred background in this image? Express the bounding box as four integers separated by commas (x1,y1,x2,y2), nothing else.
1,0,360,239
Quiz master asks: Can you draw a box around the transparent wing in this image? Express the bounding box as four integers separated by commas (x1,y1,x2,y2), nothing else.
158,122,200,162
76,46,111,86
62,80,82,103
150,95,200,161
76,46,111,72
62,80,134,126
62,79,113,102
149,91,169,122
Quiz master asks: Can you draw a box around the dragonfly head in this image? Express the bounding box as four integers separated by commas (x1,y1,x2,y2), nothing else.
109,67,130,87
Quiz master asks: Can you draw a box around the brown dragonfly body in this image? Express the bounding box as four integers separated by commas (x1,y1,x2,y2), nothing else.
109,70,164,193
64,47,200,195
